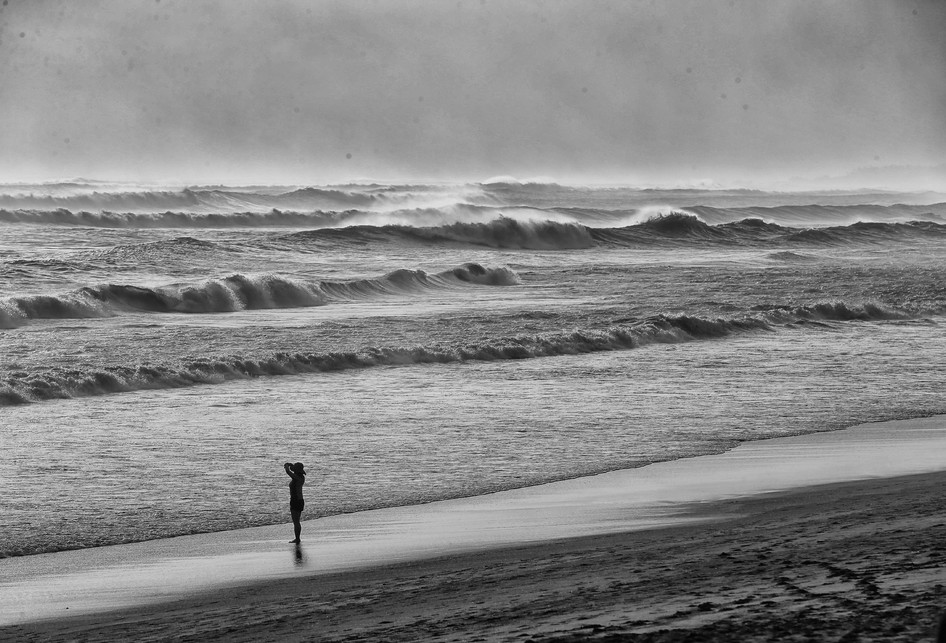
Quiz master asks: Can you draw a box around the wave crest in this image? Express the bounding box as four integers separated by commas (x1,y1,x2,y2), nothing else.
286,218,594,250
0,207,355,228
448,262,521,285
1,300,932,405
0,263,519,327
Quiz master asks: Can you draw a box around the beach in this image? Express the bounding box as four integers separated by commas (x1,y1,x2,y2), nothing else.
4,2,946,641
3,418,946,642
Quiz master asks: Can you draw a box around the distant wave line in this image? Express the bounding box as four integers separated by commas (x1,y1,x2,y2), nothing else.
0,263,520,328
0,300,938,406
0,184,497,214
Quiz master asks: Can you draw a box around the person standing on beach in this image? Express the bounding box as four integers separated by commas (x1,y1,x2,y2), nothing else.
284,462,306,543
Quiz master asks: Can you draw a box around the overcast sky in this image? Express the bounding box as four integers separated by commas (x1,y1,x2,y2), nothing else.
0,0,943,185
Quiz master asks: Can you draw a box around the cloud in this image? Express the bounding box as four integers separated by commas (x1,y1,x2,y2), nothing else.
0,0,943,184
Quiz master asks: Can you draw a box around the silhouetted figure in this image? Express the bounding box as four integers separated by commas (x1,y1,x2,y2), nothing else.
284,461,306,543
938,610,946,643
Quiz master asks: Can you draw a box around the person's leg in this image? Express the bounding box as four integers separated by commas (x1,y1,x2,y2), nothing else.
291,509,302,542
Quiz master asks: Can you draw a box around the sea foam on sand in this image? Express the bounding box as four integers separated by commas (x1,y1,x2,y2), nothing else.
1,416,945,626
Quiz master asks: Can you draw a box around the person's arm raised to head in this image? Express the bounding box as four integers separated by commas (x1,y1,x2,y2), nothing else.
284,462,301,480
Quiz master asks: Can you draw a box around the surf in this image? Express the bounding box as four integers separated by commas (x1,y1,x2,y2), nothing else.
0,300,930,406
0,263,520,328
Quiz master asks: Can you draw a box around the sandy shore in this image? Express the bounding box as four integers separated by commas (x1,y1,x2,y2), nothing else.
3,419,946,641
7,472,946,642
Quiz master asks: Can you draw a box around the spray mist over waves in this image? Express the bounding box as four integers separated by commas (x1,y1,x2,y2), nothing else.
0,299,937,406
0,263,520,328
0,184,497,215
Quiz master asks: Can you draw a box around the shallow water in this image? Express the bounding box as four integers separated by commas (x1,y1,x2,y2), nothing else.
2,320,944,557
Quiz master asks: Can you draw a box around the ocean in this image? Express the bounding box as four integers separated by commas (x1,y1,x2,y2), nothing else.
1,179,945,558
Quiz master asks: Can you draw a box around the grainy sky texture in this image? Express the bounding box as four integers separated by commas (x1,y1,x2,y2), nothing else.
0,0,944,184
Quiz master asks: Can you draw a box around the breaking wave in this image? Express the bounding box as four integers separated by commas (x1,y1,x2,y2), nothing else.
0,300,931,406
0,263,519,328
4,207,944,253
0,202,536,229
284,217,595,250
272,212,946,250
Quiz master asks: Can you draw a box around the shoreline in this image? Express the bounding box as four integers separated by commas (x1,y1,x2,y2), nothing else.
6,470,946,642
3,415,946,640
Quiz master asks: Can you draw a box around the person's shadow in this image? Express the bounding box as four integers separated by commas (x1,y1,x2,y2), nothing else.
293,542,306,567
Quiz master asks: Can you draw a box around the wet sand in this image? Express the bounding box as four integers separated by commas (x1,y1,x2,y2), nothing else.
3,417,946,641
